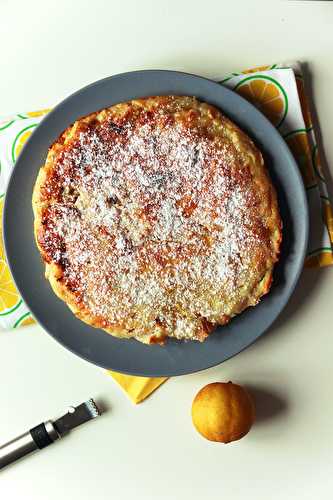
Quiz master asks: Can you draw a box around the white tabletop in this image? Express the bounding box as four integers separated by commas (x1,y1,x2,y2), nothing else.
1,1,333,498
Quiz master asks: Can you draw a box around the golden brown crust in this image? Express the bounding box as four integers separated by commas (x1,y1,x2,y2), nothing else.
33,96,281,344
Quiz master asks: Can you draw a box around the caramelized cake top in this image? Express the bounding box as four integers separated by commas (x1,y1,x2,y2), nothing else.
33,96,281,344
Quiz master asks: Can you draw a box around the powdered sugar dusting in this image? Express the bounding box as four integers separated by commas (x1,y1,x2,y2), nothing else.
39,100,271,341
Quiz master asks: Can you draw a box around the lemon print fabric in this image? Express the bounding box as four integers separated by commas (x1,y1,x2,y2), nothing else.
285,130,316,187
322,200,333,242
242,64,276,74
0,198,35,327
312,144,326,183
234,75,288,128
305,251,333,268
0,198,8,260
14,312,35,328
295,76,312,130
16,109,51,120
11,124,38,163
0,198,21,316
0,120,15,132
0,258,22,315
25,109,50,118
223,63,333,268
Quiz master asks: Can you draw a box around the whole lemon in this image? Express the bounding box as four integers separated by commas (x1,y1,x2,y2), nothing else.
191,382,255,443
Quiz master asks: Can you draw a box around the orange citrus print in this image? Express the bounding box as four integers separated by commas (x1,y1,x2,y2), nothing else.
285,131,316,187
235,76,287,127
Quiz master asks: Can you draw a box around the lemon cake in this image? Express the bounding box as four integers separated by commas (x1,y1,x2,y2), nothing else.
33,96,282,344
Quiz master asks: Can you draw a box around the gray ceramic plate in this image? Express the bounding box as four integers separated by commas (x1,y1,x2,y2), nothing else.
3,70,309,376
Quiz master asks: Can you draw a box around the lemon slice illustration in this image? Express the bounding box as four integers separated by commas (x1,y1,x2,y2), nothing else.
11,124,38,163
235,75,288,128
14,312,35,328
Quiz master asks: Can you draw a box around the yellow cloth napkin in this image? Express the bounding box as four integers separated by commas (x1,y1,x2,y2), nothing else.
109,372,167,404
0,62,332,403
